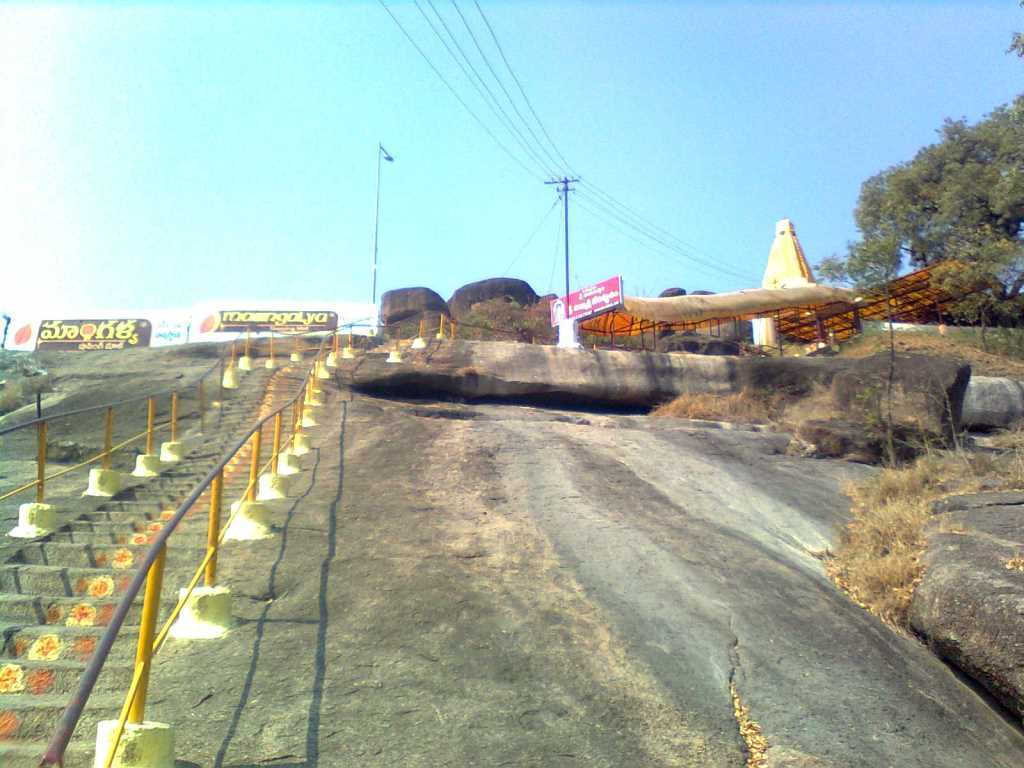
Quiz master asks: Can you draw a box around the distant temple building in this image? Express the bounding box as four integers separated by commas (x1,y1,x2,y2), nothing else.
752,219,815,347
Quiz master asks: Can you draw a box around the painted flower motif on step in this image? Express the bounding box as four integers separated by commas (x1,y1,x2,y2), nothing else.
160,509,174,521
66,603,97,627
98,604,115,626
0,664,25,693
147,522,162,533
12,638,28,658
73,636,96,661
0,711,20,738
111,549,134,570
131,533,148,545
87,576,115,599
44,604,63,624
26,668,55,695
27,634,61,661
93,553,109,567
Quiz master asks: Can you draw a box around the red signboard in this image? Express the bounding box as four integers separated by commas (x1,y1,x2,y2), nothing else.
550,276,624,326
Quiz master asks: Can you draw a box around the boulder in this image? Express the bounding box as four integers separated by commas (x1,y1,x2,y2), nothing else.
448,278,539,319
344,341,972,430
380,287,449,326
962,376,1024,429
830,354,971,436
909,492,1024,720
658,287,687,298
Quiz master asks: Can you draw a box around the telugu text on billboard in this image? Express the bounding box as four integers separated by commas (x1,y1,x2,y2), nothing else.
200,310,339,334
34,319,152,351
549,276,624,326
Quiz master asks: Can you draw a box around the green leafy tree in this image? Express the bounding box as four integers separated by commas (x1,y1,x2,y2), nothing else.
1011,1,1024,58
826,95,1024,330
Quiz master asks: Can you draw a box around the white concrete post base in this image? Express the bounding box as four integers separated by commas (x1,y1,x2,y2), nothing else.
300,407,318,428
289,352,302,363
386,350,403,364
264,358,278,370
277,451,302,476
316,363,331,380
411,337,426,350
257,472,290,501
556,318,581,349
132,455,163,478
237,355,253,372
225,501,273,541
158,441,185,463
221,367,239,390
325,351,338,367
8,503,56,539
84,468,122,497
291,434,311,456
168,586,232,640
341,346,356,360
94,719,174,768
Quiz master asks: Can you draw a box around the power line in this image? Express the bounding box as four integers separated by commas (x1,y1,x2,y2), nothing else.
452,0,564,174
503,198,559,276
472,0,574,173
573,195,754,285
377,0,543,181
416,0,555,178
574,188,757,283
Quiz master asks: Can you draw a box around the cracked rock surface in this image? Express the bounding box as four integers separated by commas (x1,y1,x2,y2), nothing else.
148,394,1024,767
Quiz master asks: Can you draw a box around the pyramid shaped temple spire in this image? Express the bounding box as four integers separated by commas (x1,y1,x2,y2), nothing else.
761,218,814,290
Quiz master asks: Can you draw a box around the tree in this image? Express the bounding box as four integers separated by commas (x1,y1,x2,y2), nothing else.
828,95,1024,328
1011,1,1024,58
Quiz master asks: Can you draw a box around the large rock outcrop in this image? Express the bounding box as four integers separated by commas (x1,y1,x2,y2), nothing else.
344,341,972,426
909,491,1024,721
962,376,1024,429
380,287,449,326
448,278,539,318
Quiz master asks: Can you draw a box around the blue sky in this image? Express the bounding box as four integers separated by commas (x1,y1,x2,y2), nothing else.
1,1,1021,316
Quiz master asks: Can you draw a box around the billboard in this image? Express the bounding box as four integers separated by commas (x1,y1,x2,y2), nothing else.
550,276,624,326
34,318,152,351
198,309,338,335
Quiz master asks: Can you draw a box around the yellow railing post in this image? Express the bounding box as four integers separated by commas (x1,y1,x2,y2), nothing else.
102,407,114,470
451,320,457,339
36,421,47,504
230,340,237,367
333,331,339,357
205,471,223,587
269,334,275,367
246,429,261,503
128,543,166,724
439,314,446,339
198,380,206,434
418,318,425,338
145,397,155,455
170,392,179,442
293,399,302,436
244,331,251,360
271,413,282,474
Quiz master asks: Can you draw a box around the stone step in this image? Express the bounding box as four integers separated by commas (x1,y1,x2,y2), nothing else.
0,566,139,599
0,740,93,768
1,623,140,664
0,692,122,742
0,594,142,628
0,657,133,698
11,543,204,573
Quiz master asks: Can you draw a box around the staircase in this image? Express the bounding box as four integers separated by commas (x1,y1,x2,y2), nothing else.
0,364,300,767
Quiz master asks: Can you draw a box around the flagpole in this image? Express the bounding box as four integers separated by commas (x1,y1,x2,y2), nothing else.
372,144,383,311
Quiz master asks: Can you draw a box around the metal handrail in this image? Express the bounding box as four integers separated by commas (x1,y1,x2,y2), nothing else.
38,331,334,767
0,352,228,438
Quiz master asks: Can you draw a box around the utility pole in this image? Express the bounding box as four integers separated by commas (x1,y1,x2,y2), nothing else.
545,177,581,348
545,177,579,301
371,143,395,311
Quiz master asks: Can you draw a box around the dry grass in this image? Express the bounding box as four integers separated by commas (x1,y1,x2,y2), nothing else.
840,329,1024,378
652,390,779,424
827,446,1024,629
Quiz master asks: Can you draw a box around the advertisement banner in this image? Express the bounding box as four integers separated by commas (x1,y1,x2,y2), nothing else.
550,276,624,326
197,309,338,335
34,319,152,351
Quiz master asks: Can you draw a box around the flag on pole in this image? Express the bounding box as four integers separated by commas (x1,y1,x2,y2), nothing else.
380,145,394,162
